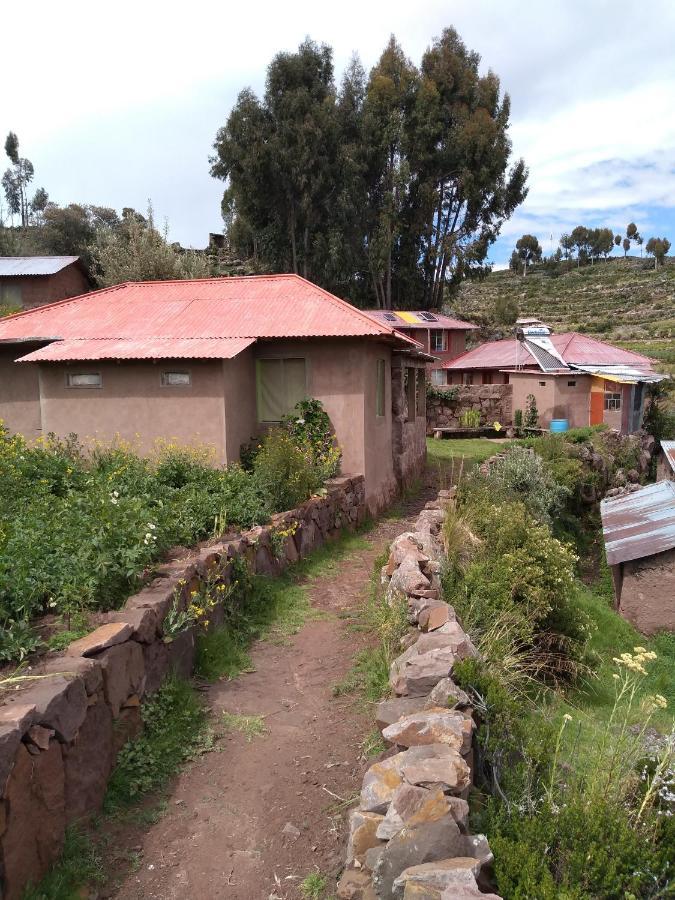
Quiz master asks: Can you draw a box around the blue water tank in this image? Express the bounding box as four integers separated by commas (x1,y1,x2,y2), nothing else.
550,419,569,433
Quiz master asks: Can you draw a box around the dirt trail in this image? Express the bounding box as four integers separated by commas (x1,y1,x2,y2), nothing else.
111,484,434,900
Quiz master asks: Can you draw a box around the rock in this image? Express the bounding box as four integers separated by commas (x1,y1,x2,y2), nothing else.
63,700,114,824
24,725,54,752
391,649,457,697
337,868,377,899
166,625,196,679
388,534,430,572
0,704,36,794
101,607,158,644
425,678,471,710
29,675,88,743
346,809,385,866
393,858,482,899
66,622,133,657
414,510,446,536
401,746,470,795
372,813,465,900
382,709,473,755
96,640,145,717
464,833,495,889
446,797,470,831
0,742,65,899
418,603,452,632
376,697,427,733
390,557,430,597
126,580,176,630
142,640,170,694
281,821,300,841
376,785,452,840
40,657,102,696
360,753,406,813
400,631,421,651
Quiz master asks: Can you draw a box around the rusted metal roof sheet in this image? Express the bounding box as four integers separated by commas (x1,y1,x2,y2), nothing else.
364,309,477,330
0,275,422,360
661,441,675,475
0,256,80,277
601,481,675,566
16,337,256,362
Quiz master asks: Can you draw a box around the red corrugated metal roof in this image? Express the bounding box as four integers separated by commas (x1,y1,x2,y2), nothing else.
0,275,419,360
17,337,255,362
443,333,655,370
601,481,675,566
364,310,477,330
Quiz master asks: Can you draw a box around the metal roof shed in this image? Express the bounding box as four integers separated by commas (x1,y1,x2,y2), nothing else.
601,481,675,566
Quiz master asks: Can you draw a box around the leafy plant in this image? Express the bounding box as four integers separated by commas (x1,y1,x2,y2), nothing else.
459,408,481,428
524,393,539,429
0,619,42,662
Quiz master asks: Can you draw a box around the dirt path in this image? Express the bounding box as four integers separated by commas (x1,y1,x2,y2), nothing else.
110,484,435,900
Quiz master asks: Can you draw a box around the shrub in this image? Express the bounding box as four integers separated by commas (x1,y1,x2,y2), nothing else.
524,393,539,429
252,429,323,511
281,398,341,479
460,408,481,428
477,446,570,525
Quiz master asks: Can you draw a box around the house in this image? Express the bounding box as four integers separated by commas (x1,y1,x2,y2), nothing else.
0,274,431,513
0,257,92,311
601,481,675,635
363,310,476,383
440,319,664,433
656,440,675,481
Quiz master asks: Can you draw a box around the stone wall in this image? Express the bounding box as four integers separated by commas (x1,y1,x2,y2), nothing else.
0,475,366,900
426,385,513,434
337,493,502,900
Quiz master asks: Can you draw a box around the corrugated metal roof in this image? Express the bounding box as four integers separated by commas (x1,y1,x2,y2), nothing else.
0,256,80,277
570,365,666,384
660,441,675,475
443,332,656,371
0,275,422,360
601,481,675,566
16,337,256,362
364,309,477,330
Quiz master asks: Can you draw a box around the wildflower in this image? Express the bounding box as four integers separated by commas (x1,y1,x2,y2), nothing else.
563,713,572,722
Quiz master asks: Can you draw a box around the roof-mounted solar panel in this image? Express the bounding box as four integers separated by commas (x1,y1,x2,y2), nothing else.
383,313,397,321
419,312,438,321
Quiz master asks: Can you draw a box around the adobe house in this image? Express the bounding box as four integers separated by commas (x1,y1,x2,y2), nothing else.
601,481,675,635
0,275,430,513
364,310,476,384
440,319,664,433
0,256,92,310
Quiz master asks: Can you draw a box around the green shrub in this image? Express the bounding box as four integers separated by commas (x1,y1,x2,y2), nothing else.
524,393,539,429
281,398,341,479
252,428,323,511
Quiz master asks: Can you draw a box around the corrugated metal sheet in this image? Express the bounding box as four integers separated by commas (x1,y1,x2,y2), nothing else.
0,256,80,276
571,365,666,384
443,332,656,371
601,481,675,566
364,309,477,330
16,337,256,362
0,276,420,358
661,441,675,475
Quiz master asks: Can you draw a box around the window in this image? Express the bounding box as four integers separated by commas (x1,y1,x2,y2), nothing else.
66,372,102,389
567,380,577,387
430,369,446,386
539,381,547,387
376,359,386,417
405,367,416,421
161,371,191,386
462,373,473,385
416,370,426,417
430,329,447,352
482,372,493,385
604,391,621,411
256,358,306,422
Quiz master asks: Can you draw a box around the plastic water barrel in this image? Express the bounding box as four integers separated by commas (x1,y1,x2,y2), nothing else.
550,419,569,433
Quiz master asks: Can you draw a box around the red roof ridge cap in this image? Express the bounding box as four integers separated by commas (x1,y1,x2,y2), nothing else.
290,274,395,337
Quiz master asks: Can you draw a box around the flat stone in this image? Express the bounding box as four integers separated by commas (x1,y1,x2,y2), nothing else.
383,709,473,755
376,697,427,733
97,640,145,717
394,858,481,898
425,678,471,710
29,675,88,743
101,607,158,643
402,749,470,795
66,623,132,657
346,809,385,866
418,604,451,633
376,785,451,841
126,580,176,629
40,657,102,695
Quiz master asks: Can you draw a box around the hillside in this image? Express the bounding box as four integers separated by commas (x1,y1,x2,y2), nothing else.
453,256,674,376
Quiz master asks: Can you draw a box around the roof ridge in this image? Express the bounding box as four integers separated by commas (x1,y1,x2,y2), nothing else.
289,275,394,337
0,280,128,321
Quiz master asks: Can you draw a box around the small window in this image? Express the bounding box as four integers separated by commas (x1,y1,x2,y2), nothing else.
256,358,307,423
416,370,426,417
462,373,473,386
161,371,191,386
376,359,386,417
539,381,547,387
482,372,493,385
430,369,446,386
430,329,447,352
66,372,102,389
567,380,577,387
605,392,621,411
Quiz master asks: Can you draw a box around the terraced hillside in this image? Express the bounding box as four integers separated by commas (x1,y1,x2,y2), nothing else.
453,257,674,376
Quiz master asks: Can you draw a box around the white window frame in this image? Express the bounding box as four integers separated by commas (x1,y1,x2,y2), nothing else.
66,372,102,389
430,369,446,386
161,371,191,387
430,329,447,352
605,391,622,411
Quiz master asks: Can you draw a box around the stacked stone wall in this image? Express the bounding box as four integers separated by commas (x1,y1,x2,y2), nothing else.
426,385,512,434
0,475,366,899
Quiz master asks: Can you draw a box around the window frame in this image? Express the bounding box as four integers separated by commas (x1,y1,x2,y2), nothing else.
160,371,191,387
430,369,446,386
255,357,307,424
604,391,622,411
430,329,447,353
65,371,102,389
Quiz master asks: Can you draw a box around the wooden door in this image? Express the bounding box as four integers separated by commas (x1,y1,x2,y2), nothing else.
590,390,604,425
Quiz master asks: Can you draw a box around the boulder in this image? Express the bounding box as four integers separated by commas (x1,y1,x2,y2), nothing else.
376,785,452,840
382,708,473,755
424,678,471,711
346,809,385,866
390,649,457,697
63,699,114,824
166,625,196,680
393,858,480,898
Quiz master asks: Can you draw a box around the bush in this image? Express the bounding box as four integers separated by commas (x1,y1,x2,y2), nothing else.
252,429,323,511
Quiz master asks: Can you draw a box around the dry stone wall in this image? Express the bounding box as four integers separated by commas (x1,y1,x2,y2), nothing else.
426,385,512,434
0,475,366,900
337,493,502,900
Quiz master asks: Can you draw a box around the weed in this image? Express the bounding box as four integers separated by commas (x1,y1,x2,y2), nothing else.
22,827,104,900
360,728,387,759
221,711,268,742
300,871,329,899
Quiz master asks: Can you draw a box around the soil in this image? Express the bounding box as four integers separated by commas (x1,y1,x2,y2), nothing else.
102,476,439,900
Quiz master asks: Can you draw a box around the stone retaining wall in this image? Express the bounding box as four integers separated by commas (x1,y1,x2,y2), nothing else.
337,492,502,900
0,475,366,900
426,385,512,434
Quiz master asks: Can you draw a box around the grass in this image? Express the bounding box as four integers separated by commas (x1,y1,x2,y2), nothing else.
300,871,329,899
23,828,104,900
360,728,387,759
196,530,370,682
221,711,268,742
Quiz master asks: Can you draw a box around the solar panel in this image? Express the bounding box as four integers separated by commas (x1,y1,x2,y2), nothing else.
419,312,438,322
383,313,397,321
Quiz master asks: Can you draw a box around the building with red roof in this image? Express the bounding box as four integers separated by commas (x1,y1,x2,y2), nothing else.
440,319,664,433
0,275,432,511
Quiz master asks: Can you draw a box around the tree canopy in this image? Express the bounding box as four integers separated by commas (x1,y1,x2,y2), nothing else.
211,30,527,308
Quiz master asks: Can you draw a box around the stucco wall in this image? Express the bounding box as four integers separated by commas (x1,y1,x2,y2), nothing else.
447,367,508,386
552,375,592,427
222,350,257,461
617,547,675,635
0,345,42,438
509,372,593,428
37,360,227,460
2,265,91,311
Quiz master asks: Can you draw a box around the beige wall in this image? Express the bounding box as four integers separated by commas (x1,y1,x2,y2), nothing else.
222,350,257,461
509,372,592,428
552,375,592,428
0,345,43,437
38,360,227,460
616,548,675,635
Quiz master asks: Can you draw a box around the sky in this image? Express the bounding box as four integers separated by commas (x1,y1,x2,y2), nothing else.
2,0,675,268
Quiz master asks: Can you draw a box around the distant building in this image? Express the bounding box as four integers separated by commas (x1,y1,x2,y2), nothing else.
0,257,92,311
601,481,675,635
440,318,665,433
363,310,476,382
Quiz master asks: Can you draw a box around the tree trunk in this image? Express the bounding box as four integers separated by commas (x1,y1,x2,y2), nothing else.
289,206,298,274
303,226,309,280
